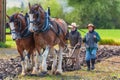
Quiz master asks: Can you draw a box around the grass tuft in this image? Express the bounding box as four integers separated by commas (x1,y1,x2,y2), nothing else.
0,42,10,48
99,39,120,46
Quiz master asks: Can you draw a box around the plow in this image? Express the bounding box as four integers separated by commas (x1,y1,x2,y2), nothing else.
47,45,82,71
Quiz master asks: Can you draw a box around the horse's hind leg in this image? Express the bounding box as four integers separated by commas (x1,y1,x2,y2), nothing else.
51,49,57,74
56,46,63,75
41,46,50,73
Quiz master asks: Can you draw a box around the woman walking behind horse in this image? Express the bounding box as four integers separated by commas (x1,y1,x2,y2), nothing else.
68,22,82,70
83,23,101,71
7,13,35,75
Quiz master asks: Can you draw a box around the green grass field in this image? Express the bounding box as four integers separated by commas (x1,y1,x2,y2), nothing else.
0,29,120,48
79,29,120,40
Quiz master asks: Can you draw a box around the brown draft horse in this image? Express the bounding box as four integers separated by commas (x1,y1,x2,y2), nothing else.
7,13,35,75
28,3,68,75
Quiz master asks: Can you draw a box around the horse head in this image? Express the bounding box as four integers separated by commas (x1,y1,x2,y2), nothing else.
28,3,45,32
7,13,27,40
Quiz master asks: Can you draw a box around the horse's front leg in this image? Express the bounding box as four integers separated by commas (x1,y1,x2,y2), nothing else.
32,50,40,74
41,45,50,73
18,49,26,76
56,46,63,75
24,50,32,72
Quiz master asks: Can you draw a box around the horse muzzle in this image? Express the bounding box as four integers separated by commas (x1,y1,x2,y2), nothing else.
11,33,18,40
11,33,21,40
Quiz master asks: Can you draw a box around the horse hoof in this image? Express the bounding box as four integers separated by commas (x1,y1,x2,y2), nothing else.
51,71,55,75
37,72,48,77
41,71,48,75
31,71,37,75
31,67,38,75
28,74,37,76
31,70,38,75
21,73,26,76
55,70,62,75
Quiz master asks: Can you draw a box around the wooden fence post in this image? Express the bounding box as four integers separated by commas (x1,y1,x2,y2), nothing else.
0,0,6,42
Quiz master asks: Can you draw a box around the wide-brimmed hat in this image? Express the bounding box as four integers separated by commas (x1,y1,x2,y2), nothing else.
68,22,78,28
87,23,95,29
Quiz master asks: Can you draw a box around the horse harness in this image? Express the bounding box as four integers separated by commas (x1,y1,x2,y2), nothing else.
32,11,64,38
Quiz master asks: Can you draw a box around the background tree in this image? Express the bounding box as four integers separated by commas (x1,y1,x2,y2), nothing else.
68,0,120,29
7,0,120,29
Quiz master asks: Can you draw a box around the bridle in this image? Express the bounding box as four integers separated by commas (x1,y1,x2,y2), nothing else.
29,8,41,26
10,15,22,32
29,6,50,33
10,14,32,40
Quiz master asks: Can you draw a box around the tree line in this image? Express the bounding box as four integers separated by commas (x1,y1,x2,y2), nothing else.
7,0,120,29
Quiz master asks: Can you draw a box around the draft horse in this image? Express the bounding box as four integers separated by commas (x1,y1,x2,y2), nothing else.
7,13,35,75
28,4,68,75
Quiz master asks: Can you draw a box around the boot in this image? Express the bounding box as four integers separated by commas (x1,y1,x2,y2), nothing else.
91,59,95,70
86,60,90,71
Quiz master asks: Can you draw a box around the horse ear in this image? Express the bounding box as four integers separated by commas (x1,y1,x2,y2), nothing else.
14,13,19,19
28,2,31,9
6,14,10,20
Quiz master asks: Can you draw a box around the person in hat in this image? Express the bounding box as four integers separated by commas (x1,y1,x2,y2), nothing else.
68,22,82,70
83,23,101,71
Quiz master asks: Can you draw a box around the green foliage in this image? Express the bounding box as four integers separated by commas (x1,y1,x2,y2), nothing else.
99,39,120,46
2,35,16,48
6,35,16,48
11,0,64,18
0,35,16,48
40,0,63,18
6,28,10,33
0,42,9,48
6,0,120,29
68,0,120,29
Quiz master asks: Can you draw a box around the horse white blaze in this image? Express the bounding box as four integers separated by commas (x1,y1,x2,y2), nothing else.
56,47,63,73
9,22,17,39
29,14,34,31
9,22,15,30
42,46,50,72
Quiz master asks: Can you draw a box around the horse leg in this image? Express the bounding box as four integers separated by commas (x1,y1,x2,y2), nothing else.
41,46,50,73
51,49,57,74
56,46,63,75
18,49,26,76
32,51,39,74
31,53,34,69
24,51,32,72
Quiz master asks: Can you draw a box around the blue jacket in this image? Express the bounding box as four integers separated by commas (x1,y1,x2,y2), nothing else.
83,31,101,49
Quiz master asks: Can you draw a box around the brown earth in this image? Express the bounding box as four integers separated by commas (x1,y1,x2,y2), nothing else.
0,45,120,79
